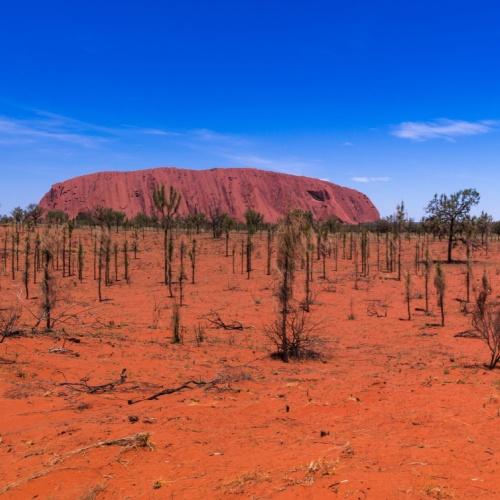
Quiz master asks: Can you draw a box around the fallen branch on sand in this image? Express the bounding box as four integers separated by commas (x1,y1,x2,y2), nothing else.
202,310,244,330
128,378,220,405
53,432,153,463
0,356,17,364
59,368,127,394
48,346,80,357
0,432,152,495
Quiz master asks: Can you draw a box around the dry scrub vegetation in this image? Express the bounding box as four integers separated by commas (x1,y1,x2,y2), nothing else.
0,190,499,498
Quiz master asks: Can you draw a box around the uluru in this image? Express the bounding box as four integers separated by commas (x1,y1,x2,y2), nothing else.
39,166,379,223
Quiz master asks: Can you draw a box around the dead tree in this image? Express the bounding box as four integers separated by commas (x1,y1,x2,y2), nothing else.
302,227,314,312
11,233,15,281
434,262,446,326
114,242,119,282
466,240,473,304
78,239,84,282
171,303,182,343
105,234,111,286
98,231,104,302
62,226,67,277
41,247,55,331
246,234,252,279
123,239,129,283
67,222,74,276
178,240,186,306
23,235,30,299
405,271,412,320
472,272,500,369
266,227,273,275
189,238,196,284
33,233,41,284
424,247,432,314
93,234,97,280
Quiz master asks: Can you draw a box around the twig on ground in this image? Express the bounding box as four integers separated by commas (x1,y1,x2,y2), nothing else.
59,368,127,394
0,432,152,495
48,347,80,357
201,310,244,330
0,356,17,364
128,378,220,405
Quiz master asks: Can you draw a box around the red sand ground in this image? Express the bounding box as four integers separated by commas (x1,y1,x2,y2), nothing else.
0,229,498,499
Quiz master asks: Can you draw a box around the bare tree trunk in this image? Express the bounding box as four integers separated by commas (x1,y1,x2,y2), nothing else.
42,249,53,330
98,235,103,302
266,228,272,276
447,220,454,263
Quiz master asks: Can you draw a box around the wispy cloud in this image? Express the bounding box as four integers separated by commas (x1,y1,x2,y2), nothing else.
391,119,498,141
0,115,108,147
221,152,320,175
0,110,222,148
351,176,390,183
32,109,119,135
222,153,274,167
0,107,318,177
134,127,180,137
0,106,140,148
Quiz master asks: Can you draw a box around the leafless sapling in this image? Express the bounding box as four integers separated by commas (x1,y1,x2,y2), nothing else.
78,239,84,282
171,303,182,344
41,247,55,331
404,270,412,320
472,272,500,369
266,226,273,276
189,238,196,284
178,240,187,306
123,239,129,284
434,262,446,326
424,247,432,315
23,234,30,299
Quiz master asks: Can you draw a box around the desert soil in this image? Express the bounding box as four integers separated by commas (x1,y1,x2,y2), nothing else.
0,228,498,499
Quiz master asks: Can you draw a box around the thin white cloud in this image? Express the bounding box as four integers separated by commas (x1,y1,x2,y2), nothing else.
392,119,498,141
31,109,119,135
222,152,318,175
351,176,390,183
136,127,180,137
190,128,248,147
0,107,319,178
0,110,211,148
0,116,107,147
223,153,274,167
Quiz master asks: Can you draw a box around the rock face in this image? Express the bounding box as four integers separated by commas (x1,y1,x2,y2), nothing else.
39,167,379,224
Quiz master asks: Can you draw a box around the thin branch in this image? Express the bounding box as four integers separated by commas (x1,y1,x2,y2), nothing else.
128,378,219,405
59,368,127,394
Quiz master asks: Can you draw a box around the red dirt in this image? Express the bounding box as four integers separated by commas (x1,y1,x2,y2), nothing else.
0,229,499,499
39,167,380,224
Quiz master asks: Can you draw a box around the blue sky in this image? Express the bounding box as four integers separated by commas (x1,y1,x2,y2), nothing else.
0,0,499,219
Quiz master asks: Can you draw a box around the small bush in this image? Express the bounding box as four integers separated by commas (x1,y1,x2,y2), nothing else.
266,309,322,360
0,305,21,342
472,272,500,369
